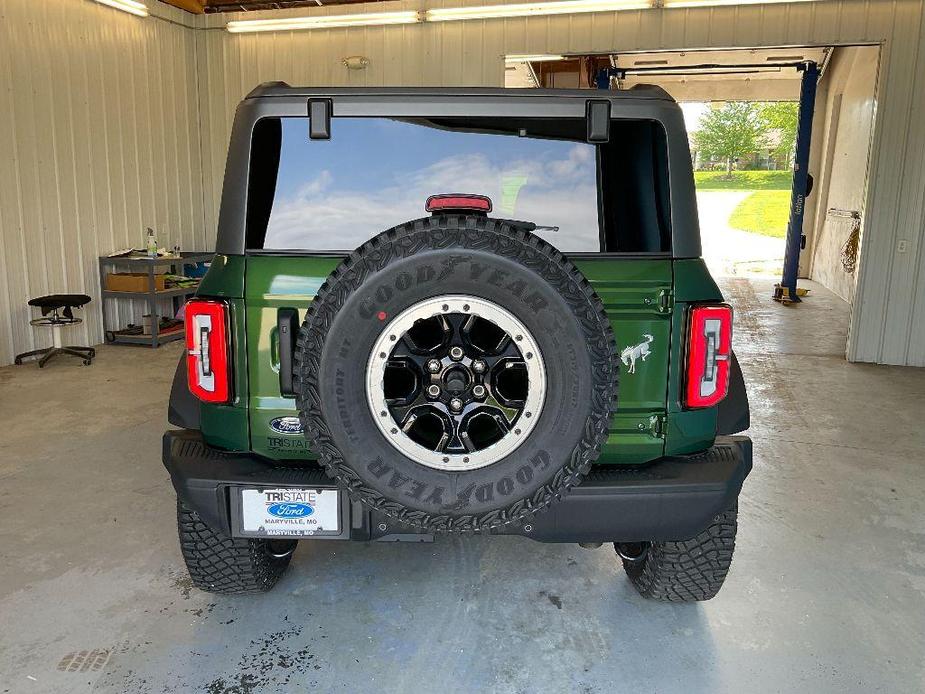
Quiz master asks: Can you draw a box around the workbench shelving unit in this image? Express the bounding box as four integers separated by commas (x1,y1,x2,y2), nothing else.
98,252,213,348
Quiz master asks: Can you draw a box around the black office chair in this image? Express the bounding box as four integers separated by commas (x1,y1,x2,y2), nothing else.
14,294,96,367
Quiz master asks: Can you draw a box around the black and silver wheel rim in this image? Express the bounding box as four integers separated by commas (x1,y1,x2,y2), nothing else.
366,295,546,471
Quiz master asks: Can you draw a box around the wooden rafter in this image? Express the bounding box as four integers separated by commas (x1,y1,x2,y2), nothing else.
159,0,205,13
156,0,391,13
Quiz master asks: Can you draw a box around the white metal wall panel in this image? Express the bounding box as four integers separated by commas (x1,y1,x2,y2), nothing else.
881,5,925,365
0,0,204,366
809,46,879,304
850,2,925,365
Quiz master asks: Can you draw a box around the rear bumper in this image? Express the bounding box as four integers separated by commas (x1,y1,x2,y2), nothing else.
163,429,751,543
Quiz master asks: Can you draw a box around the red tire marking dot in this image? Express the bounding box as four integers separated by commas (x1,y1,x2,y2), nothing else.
377,311,387,321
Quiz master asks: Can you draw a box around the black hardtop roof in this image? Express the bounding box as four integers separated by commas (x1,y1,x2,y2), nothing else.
217,80,700,258
245,81,675,103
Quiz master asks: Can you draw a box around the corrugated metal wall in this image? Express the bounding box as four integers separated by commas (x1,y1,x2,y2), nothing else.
1,0,924,366
0,0,204,366
851,2,925,366
808,45,880,304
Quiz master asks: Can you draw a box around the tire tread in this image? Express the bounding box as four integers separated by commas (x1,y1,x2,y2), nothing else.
176,499,292,595
621,505,738,602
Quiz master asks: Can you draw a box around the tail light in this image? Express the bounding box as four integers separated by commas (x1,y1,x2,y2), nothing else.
185,299,230,403
684,304,732,409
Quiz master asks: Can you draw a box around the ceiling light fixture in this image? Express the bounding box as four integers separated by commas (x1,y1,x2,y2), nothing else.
90,0,149,17
427,0,650,23
226,11,422,33
504,54,567,63
223,1,824,33
662,0,818,7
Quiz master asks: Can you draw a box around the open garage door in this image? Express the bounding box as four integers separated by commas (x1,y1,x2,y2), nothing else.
507,46,879,311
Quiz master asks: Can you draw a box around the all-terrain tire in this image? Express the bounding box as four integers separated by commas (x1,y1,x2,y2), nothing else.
619,504,738,602
176,499,294,595
294,215,619,534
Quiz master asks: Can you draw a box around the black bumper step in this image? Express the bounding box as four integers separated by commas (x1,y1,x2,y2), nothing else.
163,429,751,543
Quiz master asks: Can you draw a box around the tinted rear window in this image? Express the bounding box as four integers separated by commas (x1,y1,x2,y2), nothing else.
247,116,671,254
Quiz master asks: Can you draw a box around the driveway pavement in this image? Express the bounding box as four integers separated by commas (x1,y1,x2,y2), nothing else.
697,191,786,277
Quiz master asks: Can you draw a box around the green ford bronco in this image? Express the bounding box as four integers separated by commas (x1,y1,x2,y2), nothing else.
164,83,751,601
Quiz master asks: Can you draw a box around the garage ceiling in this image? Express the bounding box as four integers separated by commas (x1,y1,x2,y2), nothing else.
512,47,832,100
159,0,387,13
163,0,830,15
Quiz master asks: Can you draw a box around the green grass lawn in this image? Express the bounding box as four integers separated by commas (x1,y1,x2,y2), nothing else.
694,170,792,191
728,190,791,238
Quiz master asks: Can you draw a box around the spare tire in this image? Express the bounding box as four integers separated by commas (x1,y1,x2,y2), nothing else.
295,216,618,533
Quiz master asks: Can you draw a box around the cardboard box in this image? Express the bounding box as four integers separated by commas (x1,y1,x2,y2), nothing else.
105,273,166,292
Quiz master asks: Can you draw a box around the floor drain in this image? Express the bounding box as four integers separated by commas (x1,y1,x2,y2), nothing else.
56,649,111,673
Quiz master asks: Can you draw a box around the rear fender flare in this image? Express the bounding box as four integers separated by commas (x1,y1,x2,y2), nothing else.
717,351,749,435
168,353,201,430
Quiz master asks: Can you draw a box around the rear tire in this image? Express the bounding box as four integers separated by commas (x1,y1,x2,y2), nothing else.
617,504,738,602
176,499,295,595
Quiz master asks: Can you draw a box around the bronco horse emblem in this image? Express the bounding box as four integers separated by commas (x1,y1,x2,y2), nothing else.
621,334,654,374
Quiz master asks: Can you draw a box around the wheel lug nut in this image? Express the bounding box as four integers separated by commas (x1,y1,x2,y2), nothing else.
472,359,486,374
449,346,464,361
449,397,463,412
472,384,486,399
426,384,441,398
426,359,441,373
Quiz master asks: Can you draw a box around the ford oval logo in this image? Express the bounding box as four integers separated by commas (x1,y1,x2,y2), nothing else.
267,503,314,518
269,416,303,435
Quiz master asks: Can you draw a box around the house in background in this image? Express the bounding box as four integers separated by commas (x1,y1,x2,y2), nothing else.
689,127,790,171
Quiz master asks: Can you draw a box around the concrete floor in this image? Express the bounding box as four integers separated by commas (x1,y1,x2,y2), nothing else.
1,278,924,694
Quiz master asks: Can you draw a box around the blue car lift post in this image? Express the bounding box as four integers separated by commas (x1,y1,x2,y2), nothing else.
775,60,819,303
595,66,625,89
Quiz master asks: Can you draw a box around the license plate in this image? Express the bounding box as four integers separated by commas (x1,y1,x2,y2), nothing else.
239,488,340,537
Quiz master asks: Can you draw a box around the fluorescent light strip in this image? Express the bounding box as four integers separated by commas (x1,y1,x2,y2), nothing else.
91,0,149,17
663,0,818,6
428,0,649,22
504,54,566,62
226,11,421,33
224,0,822,33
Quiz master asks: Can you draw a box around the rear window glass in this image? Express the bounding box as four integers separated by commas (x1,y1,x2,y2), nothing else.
247,116,671,254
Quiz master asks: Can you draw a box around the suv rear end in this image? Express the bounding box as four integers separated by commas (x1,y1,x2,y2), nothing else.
165,84,751,601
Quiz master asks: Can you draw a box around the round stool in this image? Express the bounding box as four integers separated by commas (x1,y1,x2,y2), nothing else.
14,294,96,367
